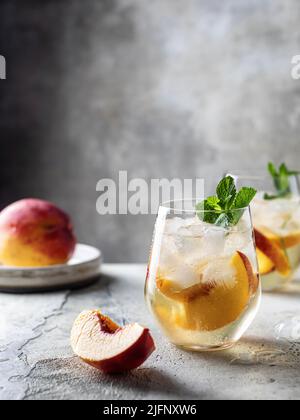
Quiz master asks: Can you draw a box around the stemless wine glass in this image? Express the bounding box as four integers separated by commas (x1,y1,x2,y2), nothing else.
227,171,300,291
145,200,261,351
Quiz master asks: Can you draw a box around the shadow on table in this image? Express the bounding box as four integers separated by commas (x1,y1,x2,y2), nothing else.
28,356,208,400
70,272,117,296
181,336,300,369
2,272,118,295
99,367,205,400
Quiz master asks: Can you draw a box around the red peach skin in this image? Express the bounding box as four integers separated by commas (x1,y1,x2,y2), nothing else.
0,198,76,267
71,310,156,374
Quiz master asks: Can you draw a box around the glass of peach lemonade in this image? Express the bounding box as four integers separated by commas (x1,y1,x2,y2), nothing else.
228,163,300,292
145,177,261,351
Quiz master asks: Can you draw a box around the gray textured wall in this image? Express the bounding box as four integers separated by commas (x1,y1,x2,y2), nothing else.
0,0,299,262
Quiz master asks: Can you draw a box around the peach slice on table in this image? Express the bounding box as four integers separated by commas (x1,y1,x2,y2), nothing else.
254,228,291,277
71,310,155,374
156,252,257,332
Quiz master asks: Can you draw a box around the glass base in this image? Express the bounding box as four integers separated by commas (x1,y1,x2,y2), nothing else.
177,342,236,353
261,272,292,292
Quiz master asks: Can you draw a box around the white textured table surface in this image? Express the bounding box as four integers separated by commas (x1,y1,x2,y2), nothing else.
1,264,300,400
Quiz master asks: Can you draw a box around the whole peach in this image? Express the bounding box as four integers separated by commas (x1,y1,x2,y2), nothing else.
0,199,76,267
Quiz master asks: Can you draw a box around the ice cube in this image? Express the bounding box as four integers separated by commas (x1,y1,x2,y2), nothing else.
224,231,252,256
158,217,233,290
164,217,186,235
166,264,201,289
158,234,181,272
158,233,202,289
183,216,206,234
201,258,236,288
181,227,226,266
285,206,300,232
252,197,300,233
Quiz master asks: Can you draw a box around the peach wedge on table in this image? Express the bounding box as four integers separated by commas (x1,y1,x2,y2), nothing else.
71,310,155,373
156,251,258,332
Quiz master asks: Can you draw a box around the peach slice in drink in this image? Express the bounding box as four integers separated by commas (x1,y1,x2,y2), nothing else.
254,228,291,277
257,226,300,249
256,249,275,275
156,252,257,332
283,232,300,249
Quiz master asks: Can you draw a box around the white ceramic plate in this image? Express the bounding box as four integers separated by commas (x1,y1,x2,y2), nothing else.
0,244,102,293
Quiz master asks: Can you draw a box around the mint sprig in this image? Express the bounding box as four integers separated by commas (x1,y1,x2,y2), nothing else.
196,176,256,228
264,162,300,200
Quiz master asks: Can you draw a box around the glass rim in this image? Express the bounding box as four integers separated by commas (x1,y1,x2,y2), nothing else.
160,199,250,214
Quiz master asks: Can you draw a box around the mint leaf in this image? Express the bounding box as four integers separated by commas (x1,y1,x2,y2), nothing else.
265,162,299,200
206,196,221,209
217,176,236,208
229,210,243,225
196,176,256,227
264,193,278,200
264,192,287,200
279,163,288,175
279,164,290,192
205,196,222,211
229,187,257,224
287,171,300,176
268,162,277,178
234,187,257,209
196,198,221,224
